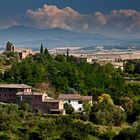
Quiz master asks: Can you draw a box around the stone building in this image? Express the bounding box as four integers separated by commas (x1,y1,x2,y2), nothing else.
0,84,31,103
5,42,33,60
6,42,15,52
16,92,64,114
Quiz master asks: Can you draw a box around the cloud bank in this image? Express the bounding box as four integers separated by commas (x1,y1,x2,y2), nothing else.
26,4,81,30
1,4,140,36
26,5,140,35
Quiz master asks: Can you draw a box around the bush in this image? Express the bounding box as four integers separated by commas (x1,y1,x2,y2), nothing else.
80,114,89,121
113,127,135,140
100,128,116,140
60,128,82,140
64,103,74,114
60,121,91,140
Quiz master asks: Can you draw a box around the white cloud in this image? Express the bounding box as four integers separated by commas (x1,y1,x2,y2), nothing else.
95,12,107,25
26,4,80,30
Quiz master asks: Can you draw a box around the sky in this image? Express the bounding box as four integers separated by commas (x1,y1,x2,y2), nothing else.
0,0,140,36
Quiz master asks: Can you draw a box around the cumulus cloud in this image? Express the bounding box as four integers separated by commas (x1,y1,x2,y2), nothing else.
26,4,81,30
109,9,140,33
95,12,107,26
25,4,140,35
111,9,137,16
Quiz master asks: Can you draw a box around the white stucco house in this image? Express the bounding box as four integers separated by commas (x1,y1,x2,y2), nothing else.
78,55,97,64
58,94,92,112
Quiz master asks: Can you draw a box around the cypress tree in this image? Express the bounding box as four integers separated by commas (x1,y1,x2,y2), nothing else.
40,43,44,54
66,49,69,62
44,48,51,59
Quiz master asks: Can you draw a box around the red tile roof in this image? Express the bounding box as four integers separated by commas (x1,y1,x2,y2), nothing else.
0,84,31,89
59,94,92,100
43,99,61,103
32,92,45,96
16,92,45,96
16,92,32,96
59,94,82,100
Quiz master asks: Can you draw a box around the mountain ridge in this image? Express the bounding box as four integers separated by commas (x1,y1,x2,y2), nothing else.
0,25,140,50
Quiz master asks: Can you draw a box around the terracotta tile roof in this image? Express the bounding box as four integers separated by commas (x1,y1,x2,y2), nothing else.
43,99,61,103
32,92,45,96
58,94,82,100
59,94,92,100
16,92,32,96
0,84,31,89
16,92,45,96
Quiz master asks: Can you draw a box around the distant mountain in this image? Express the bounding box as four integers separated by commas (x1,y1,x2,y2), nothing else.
0,25,140,50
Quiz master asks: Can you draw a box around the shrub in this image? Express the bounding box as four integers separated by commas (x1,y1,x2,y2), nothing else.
100,128,116,140
113,127,135,140
64,103,74,115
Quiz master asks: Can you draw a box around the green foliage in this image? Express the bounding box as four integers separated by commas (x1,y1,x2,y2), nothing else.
40,43,44,54
55,54,66,62
100,128,116,140
44,48,51,60
124,60,140,74
60,120,91,140
3,51,19,65
83,100,91,114
64,103,74,114
0,103,136,140
1,50,135,99
113,127,135,140
127,100,140,123
90,94,126,126
4,58,45,85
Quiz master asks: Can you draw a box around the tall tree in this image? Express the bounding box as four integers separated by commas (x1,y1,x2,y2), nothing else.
40,43,44,54
66,49,69,62
44,48,51,60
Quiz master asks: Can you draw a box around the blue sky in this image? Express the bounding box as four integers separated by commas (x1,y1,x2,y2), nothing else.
0,0,140,36
1,0,140,17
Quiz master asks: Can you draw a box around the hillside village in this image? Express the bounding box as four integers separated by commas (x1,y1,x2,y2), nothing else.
0,41,139,114
0,41,140,139
1,1,140,139
0,83,92,114
1,41,140,69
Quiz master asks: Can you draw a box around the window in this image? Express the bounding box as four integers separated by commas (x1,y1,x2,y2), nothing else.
8,88,12,92
78,101,82,104
68,100,71,103
27,89,31,92
79,108,82,111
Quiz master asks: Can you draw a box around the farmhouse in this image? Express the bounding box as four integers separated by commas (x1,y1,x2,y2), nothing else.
58,94,92,112
0,84,31,103
16,92,64,114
